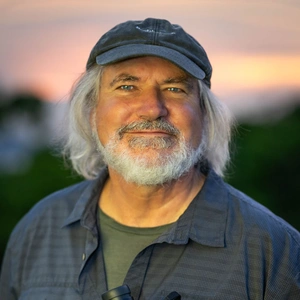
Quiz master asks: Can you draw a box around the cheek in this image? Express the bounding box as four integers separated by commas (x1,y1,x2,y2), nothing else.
171,103,203,142
187,113,203,147
94,97,133,144
94,98,114,144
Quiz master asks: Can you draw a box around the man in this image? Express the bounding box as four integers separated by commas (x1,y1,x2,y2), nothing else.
0,18,299,299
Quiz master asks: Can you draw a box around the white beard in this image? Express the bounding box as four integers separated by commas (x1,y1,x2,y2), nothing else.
93,120,206,186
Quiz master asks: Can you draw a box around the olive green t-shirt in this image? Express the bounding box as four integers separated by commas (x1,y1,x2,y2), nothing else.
99,209,173,290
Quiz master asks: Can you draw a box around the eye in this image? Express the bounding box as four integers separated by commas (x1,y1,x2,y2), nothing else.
118,85,134,91
167,87,184,93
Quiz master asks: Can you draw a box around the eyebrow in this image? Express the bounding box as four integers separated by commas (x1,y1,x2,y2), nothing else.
162,76,195,91
108,73,196,90
109,73,140,87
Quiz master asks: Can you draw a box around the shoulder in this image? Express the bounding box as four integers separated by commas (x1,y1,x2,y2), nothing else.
225,181,299,242
7,179,95,247
205,171,299,240
224,182,300,294
223,181,300,270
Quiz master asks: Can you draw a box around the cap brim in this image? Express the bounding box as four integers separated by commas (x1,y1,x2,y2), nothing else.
96,44,205,80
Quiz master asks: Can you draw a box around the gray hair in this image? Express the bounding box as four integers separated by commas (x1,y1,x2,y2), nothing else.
62,65,233,179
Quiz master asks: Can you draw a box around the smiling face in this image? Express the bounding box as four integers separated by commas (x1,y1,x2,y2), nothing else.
92,56,205,185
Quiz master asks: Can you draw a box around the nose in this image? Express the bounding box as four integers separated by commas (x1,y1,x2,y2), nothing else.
136,88,168,121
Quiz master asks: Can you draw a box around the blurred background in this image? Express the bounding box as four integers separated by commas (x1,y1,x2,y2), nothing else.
0,0,299,267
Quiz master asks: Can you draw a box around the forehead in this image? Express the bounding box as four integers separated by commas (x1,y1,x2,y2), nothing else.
101,56,195,82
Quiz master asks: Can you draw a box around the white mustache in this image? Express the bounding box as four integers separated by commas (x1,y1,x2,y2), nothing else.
117,120,180,138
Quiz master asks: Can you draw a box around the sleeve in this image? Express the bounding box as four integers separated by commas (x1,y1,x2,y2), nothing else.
269,270,300,300
287,272,300,299
0,243,17,300
265,228,300,299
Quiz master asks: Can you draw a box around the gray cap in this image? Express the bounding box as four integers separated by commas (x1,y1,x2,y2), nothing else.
87,18,212,88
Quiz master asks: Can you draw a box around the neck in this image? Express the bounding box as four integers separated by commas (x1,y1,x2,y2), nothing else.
99,166,205,227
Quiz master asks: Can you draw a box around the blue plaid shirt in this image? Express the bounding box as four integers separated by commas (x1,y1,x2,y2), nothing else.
1,168,299,299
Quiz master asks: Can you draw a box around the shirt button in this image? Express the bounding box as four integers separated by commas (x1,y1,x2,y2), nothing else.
82,253,86,260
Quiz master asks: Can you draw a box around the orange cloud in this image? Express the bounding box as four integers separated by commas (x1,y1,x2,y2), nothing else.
212,54,300,92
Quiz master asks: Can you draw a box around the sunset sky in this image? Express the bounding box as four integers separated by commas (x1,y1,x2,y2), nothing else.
0,0,299,118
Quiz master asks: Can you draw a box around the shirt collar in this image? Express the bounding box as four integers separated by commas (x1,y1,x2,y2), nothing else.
62,168,108,236
62,168,227,247
156,169,228,248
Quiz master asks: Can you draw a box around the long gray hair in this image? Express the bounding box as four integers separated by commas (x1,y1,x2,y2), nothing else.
62,64,233,179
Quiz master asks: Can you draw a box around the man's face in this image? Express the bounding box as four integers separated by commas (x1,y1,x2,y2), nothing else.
93,56,205,185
